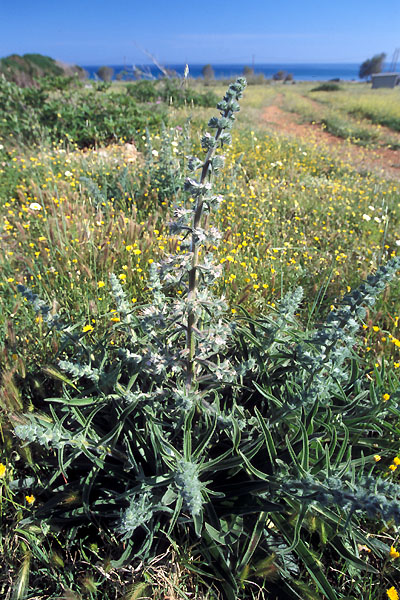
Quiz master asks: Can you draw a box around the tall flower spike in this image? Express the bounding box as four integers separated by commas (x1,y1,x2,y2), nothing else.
184,77,247,386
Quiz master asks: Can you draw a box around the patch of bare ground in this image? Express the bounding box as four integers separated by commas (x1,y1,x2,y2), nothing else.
261,104,400,180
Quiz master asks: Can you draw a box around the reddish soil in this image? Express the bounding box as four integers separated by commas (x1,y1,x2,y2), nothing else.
261,104,400,180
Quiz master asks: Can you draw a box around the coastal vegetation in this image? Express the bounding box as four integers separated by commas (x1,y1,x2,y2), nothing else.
0,53,86,87
1,74,400,599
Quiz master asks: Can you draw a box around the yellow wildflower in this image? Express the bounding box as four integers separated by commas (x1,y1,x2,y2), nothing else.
387,587,399,600
97,281,105,288
25,494,35,504
383,393,391,402
0,463,6,478
389,464,397,472
390,546,400,559
394,457,400,466
82,325,94,333
373,455,381,462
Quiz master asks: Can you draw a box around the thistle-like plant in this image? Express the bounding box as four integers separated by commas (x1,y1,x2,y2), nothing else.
14,80,400,600
183,78,246,383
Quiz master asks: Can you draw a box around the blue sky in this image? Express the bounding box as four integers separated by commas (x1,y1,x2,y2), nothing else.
1,0,399,65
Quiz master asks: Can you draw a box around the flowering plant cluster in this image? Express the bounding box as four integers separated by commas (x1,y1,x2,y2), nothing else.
13,79,400,599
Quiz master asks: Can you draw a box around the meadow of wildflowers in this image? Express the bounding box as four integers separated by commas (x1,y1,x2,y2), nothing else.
1,80,400,599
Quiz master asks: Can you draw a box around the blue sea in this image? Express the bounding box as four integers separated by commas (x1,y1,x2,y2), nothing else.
82,63,362,82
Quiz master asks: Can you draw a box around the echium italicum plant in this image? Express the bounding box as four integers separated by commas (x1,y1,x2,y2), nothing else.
14,78,400,599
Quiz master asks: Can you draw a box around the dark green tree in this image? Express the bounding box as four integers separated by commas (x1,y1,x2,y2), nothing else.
273,69,286,81
96,65,114,82
201,63,214,79
359,53,386,79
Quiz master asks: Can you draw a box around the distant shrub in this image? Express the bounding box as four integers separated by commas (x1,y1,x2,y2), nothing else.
202,63,215,79
242,69,267,85
97,65,114,82
126,79,219,108
126,80,158,102
273,70,286,81
311,82,342,92
243,65,255,76
184,86,219,107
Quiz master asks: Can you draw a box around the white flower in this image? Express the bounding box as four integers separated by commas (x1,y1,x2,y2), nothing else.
362,214,371,221
0,144,3,150
64,170,73,177
395,240,400,246
29,202,42,211
151,150,159,157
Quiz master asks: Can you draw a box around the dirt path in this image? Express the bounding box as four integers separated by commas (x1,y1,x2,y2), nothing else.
261,104,400,180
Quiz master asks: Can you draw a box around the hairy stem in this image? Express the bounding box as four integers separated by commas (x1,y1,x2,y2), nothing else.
186,128,224,386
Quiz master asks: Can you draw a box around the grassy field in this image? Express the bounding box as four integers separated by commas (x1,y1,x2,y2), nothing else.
1,79,400,599
2,83,400,368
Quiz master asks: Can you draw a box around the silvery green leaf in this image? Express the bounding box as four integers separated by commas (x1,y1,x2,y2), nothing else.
184,178,212,197
216,100,228,111
207,116,220,129
211,156,225,173
201,132,217,150
219,132,232,146
187,156,204,172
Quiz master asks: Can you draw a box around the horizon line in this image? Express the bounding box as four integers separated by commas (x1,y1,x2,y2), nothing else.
79,60,365,66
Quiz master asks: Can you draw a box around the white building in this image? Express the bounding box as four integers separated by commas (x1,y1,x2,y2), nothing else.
371,73,400,89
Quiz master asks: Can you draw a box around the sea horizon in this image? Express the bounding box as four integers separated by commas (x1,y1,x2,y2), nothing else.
81,62,370,82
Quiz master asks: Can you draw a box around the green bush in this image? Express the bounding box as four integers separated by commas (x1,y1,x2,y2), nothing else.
311,82,342,92
126,78,219,108
38,74,82,91
162,79,219,107
97,65,114,82
126,80,158,102
0,77,166,148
